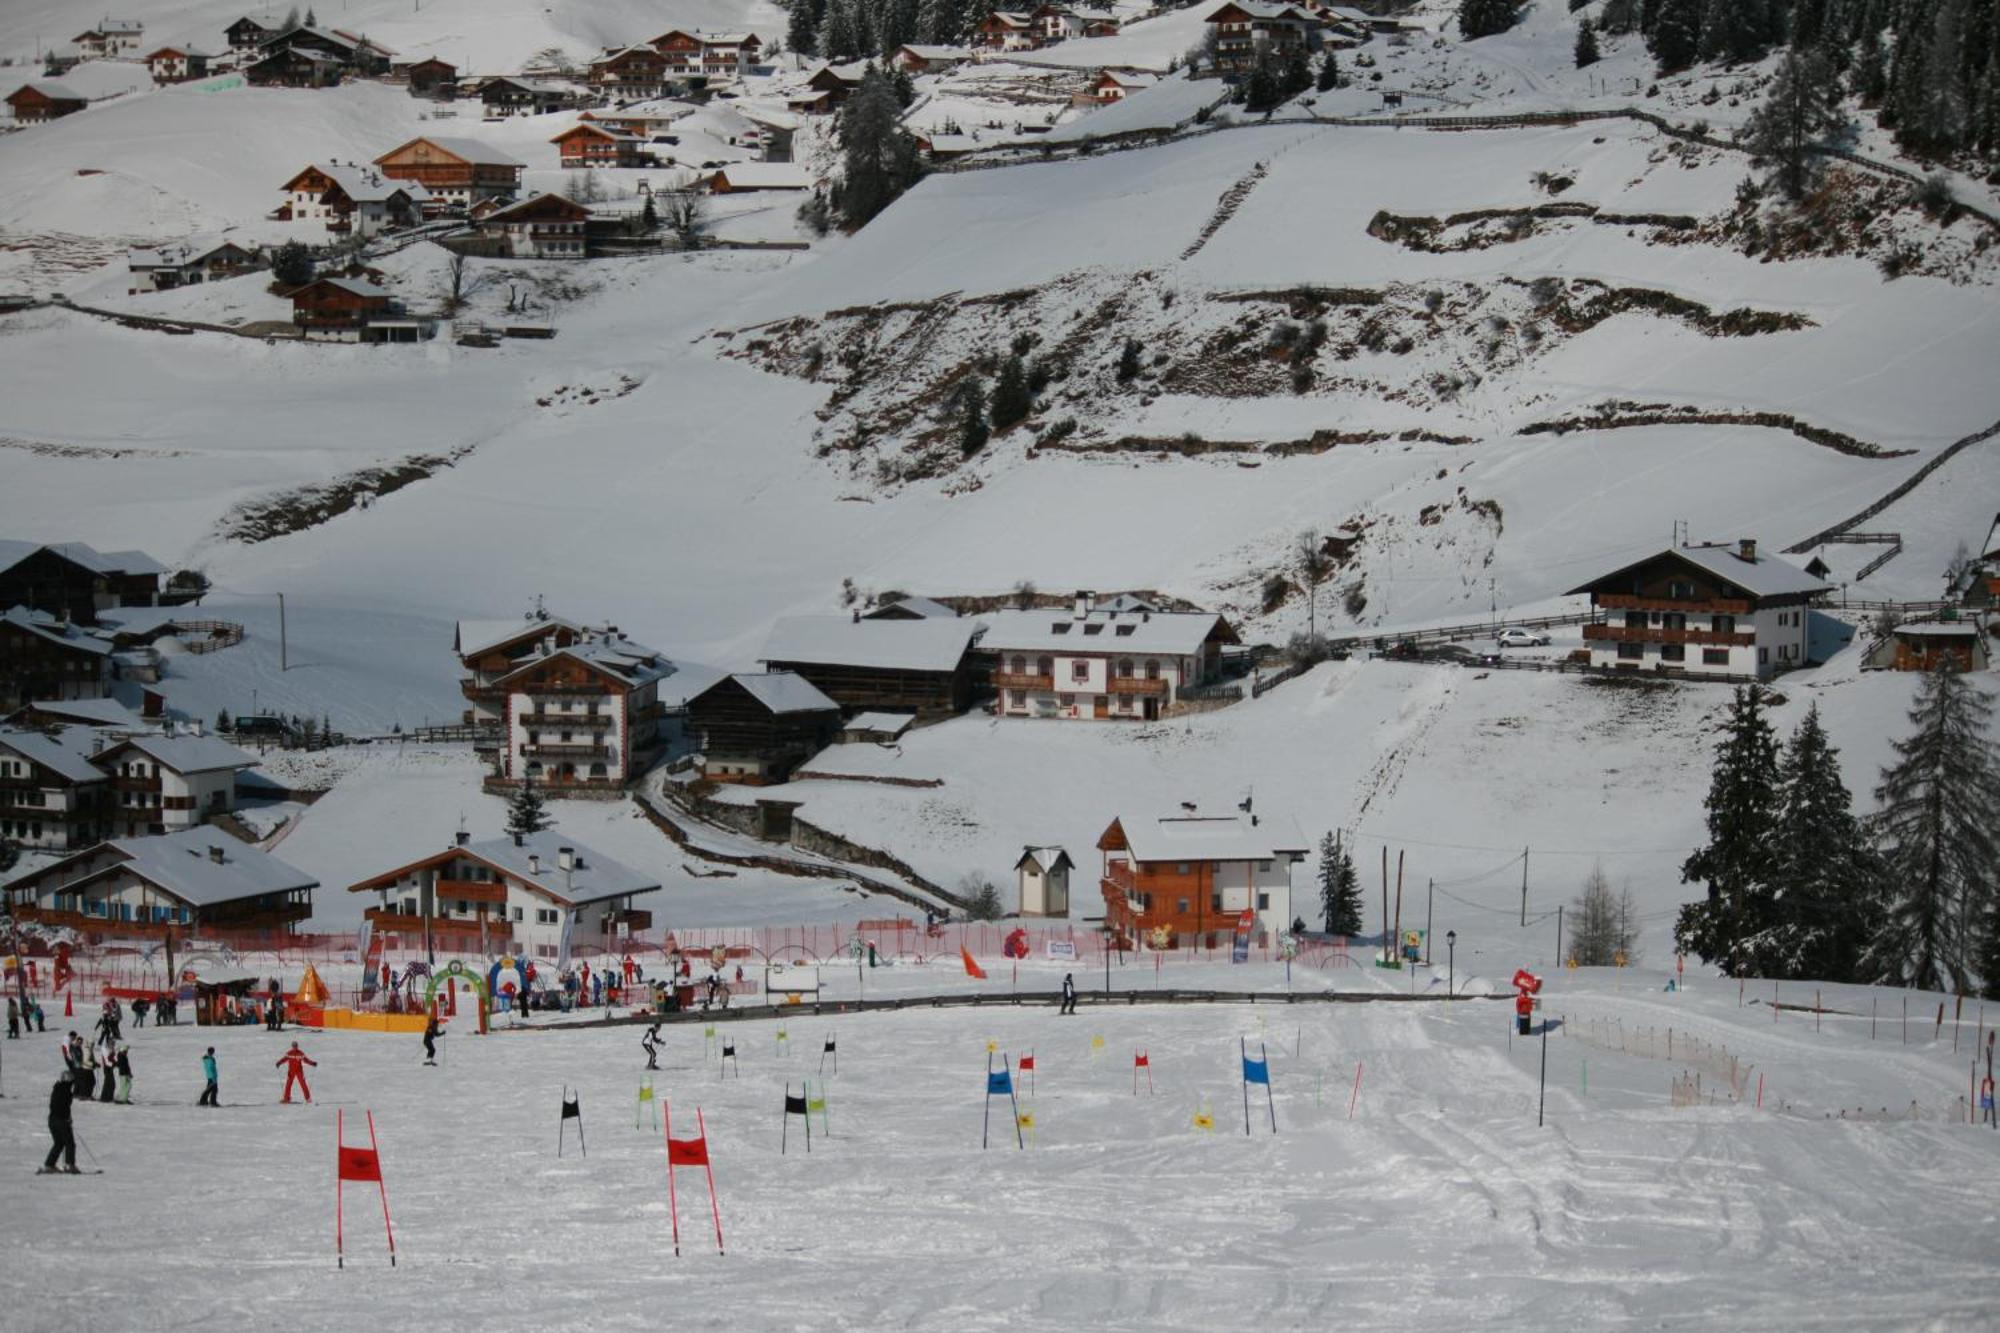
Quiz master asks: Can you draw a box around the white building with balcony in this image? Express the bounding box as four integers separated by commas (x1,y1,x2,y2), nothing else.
493,634,675,792
978,594,1238,721
1569,540,1826,680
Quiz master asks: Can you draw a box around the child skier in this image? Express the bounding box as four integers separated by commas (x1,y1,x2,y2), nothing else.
276,1041,317,1103
423,1013,440,1066
39,1075,78,1175
198,1048,219,1106
642,1024,662,1071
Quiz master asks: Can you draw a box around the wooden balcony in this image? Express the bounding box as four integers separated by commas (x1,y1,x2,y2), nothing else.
522,742,611,760
364,907,489,936
530,682,616,696
1103,861,1135,894
1107,676,1169,696
994,671,1054,690
518,711,616,729
1596,593,1752,615
1583,624,1754,648
608,908,652,931
436,878,507,904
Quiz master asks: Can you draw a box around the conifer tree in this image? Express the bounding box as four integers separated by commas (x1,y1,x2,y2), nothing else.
990,353,1031,430
1458,0,1518,40
1316,51,1342,92
838,66,923,227
1865,663,2000,993
506,776,554,838
1743,46,1846,199
917,0,964,45
1318,831,1364,936
1575,18,1601,68
790,0,823,57
1764,705,1884,980
957,376,989,454
1675,685,1784,975
1646,0,1702,72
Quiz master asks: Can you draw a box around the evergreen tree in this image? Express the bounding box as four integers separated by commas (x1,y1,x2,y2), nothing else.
789,0,823,57
1743,46,1846,198
1674,685,1785,975
1853,22,1888,105
1280,48,1312,100
1700,0,1770,63
1316,51,1342,92
271,240,315,288
1240,50,1281,112
957,376,989,454
818,0,863,63
506,776,554,838
1865,663,2000,993
838,66,923,227
304,6,317,27
1646,0,1703,72
1458,0,1519,40
891,67,916,108
1318,831,1364,936
917,0,965,44
1575,17,1601,68
1116,337,1142,382
214,709,231,734
1599,0,1641,35
990,353,1031,430
1764,705,1885,980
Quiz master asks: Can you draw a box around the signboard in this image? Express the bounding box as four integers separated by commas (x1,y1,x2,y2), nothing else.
1045,939,1077,961
1230,909,1255,963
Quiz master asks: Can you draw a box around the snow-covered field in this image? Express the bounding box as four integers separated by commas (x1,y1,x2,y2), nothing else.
3,968,1997,1330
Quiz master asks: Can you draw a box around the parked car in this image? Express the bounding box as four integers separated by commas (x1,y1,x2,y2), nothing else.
1425,644,1476,664
1496,628,1549,648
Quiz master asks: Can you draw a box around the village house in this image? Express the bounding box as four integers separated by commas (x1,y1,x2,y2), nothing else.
1097,808,1305,948
492,633,676,791
256,25,393,76
245,45,345,87
788,62,867,114
972,11,1040,51
551,122,653,169
373,135,524,205
685,671,841,785
127,238,259,293
589,45,671,101
478,75,579,117
91,730,255,837
892,45,974,75
74,21,146,59
455,614,588,724
5,828,317,938
5,697,152,732
1091,69,1156,103
650,29,763,81
978,593,1237,722
863,596,961,621
1867,619,1993,673
1204,1,1324,74
1030,5,1090,44
401,56,459,97
0,728,112,850
0,608,112,707
580,108,686,138
760,615,982,718
1569,540,1827,680
348,830,659,960
0,541,176,624
144,46,212,82
225,15,282,49
836,711,915,743
700,162,811,194
1016,846,1073,918
1084,18,1123,37
6,82,88,123
277,162,431,236
475,192,591,258
287,275,396,338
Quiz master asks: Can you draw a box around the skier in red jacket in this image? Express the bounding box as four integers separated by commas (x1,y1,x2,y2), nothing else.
276,1041,317,1103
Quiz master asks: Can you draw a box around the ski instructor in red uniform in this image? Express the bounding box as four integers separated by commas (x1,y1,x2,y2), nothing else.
276,1041,318,1103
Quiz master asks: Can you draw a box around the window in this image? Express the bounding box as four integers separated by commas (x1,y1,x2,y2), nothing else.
1617,642,1644,660
1036,656,1053,677
511,906,524,922
536,908,559,925
1210,892,1223,912
1758,648,1769,664
1259,860,1272,872
1625,611,1649,629
1703,648,1730,665
1058,693,1074,708
1661,613,1686,632
1083,623,1104,636
1010,655,1026,674
1117,658,1134,677
1660,644,1685,662
1118,694,1134,711
1115,624,1135,636
1176,862,1190,875
1145,660,1160,680
1256,892,1270,910
1071,661,1089,682
1177,898,1189,915
1669,579,1695,599
1052,623,1071,635
1712,614,1736,635
1009,690,1025,707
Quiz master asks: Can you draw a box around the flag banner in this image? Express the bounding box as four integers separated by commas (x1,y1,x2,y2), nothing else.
722,1042,736,1059
962,947,987,980
1017,1112,1035,1130
639,1083,656,1102
784,1093,808,1115
987,1069,1013,1095
1018,1054,1036,1071
1231,908,1255,964
561,1094,582,1119
807,1089,827,1113
338,1146,382,1183
824,1038,836,1052
1134,1052,1150,1067
668,1135,710,1166
1243,1056,1270,1085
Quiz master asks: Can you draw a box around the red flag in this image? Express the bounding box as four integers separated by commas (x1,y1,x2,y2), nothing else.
1018,1054,1035,1071
667,1135,709,1167
961,946,987,980
1134,1052,1150,1067
338,1146,382,1182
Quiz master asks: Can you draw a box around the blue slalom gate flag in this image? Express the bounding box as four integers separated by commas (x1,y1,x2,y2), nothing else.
987,1069,1014,1095
1243,1053,1270,1085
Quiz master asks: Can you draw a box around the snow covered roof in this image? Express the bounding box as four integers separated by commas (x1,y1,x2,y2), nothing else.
761,616,981,674
378,136,523,167
128,238,253,269
1893,621,1980,637
34,829,317,910
1014,846,1073,875
292,162,434,203
494,635,676,691
0,540,166,578
898,45,973,61
866,596,959,620
454,615,583,658
10,81,86,103
975,606,1232,657
843,711,915,736
96,733,256,775
1108,812,1309,864
481,76,571,94
704,163,812,189
11,697,149,729
1098,70,1157,89
0,728,109,784
462,832,659,907
146,45,214,59
1570,543,1829,602
728,671,840,715
1,606,112,656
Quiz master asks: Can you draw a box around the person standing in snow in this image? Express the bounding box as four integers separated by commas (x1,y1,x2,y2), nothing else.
276,1042,316,1103
114,1044,133,1104
41,1074,79,1174
642,1024,662,1071
6,997,18,1039
422,1012,439,1066
130,997,148,1028
31,998,46,1032
1059,973,1077,1015
97,1038,117,1103
198,1048,218,1106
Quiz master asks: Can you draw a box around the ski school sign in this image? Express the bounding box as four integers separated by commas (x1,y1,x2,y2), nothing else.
1044,939,1077,961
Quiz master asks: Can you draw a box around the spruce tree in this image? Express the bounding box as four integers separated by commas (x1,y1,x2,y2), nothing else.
790,0,822,57
839,66,922,228
506,776,554,838
1647,0,1702,72
818,0,862,63
957,376,989,454
1458,0,1518,40
1675,685,1784,975
1765,705,1884,980
1316,51,1342,92
1576,18,1601,68
1743,47,1846,199
1318,832,1364,936
990,353,1031,430
917,0,964,45
1865,663,2000,993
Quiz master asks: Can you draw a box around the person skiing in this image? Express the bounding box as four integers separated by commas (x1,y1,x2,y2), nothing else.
40,1074,79,1175
96,1038,117,1103
130,997,148,1028
114,1044,133,1104
422,1012,439,1066
198,1047,219,1107
1058,973,1078,1015
1983,1073,1996,1129
276,1041,316,1103
641,1024,662,1070
31,998,46,1032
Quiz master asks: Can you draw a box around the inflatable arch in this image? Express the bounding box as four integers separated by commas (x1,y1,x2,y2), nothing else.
424,959,490,1035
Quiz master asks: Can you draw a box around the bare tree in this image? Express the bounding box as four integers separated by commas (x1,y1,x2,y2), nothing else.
525,45,577,78
1296,530,1333,642
1011,579,1038,611
1569,865,1638,966
659,188,707,250
438,251,494,316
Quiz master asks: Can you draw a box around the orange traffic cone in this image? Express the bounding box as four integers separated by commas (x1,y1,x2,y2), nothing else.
64,989,73,1018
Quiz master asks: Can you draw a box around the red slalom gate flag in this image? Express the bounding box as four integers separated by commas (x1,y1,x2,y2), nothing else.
335,1110,397,1269
663,1103,725,1257
1017,1054,1035,1071
961,946,987,980
338,1146,382,1183
668,1135,710,1167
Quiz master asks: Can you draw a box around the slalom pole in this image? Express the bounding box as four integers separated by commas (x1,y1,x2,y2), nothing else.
1007,1056,1024,1150
1348,1061,1363,1120
369,1110,396,1268
1263,1042,1276,1133
1241,1037,1251,1136
336,1109,345,1269
664,1104,682,1257
982,1051,992,1150
699,1108,725,1255
1537,1021,1549,1127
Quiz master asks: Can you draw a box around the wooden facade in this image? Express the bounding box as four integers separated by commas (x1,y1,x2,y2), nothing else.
686,676,839,785
288,277,390,328
551,123,650,169
758,659,972,719
405,57,458,96
6,85,87,122
590,45,669,99
373,137,523,200
226,17,278,49
246,48,342,87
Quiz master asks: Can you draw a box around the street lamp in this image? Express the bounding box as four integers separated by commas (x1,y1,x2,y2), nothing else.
1446,930,1456,999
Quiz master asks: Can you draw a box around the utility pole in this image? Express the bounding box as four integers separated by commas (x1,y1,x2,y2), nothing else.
1520,847,1529,927
277,592,288,672
1424,878,1433,965
1555,904,1564,971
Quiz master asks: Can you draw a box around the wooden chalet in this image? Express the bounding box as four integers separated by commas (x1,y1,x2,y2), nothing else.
73,21,146,59
701,162,810,193
1868,620,1992,673
759,615,981,719
455,614,587,723
0,727,112,851
288,275,392,330
589,44,670,100
891,45,974,75
475,192,591,259
1569,540,1826,680
1092,69,1156,103
145,46,212,82
0,608,112,707
4,828,316,940
1097,809,1305,948
245,46,344,87
1030,4,1088,43
551,121,652,169
478,75,577,116
1204,1,1323,73
0,541,173,624
686,671,840,784
226,15,281,49
127,239,259,294
256,25,393,75
403,56,459,97
7,82,87,123
864,596,960,621
978,593,1237,722
792,62,865,112
972,11,1038,51
373,135,524,204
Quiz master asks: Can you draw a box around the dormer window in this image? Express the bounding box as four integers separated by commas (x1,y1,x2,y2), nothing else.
1115,624,1135,636
1083,623,1104,635
1052,622,1071,634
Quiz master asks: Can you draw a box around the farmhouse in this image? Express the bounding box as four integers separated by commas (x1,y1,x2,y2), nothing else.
277,162,431,236
92,731,256,837
245,46,345,87
1204,1,1323,73
892,45,974,75
348,830,660,961
789,62,867,113
589,44,670,101
760,615,982,718
0,541,175,624
6,83,88,123
226,15,282,49
863,596,960,621
5,828,317,938
373,136,524,205
256,25,393,76
551,122,653,169
73,21,146,59
1030,5,1089,43
972,11,1039,51
127,238,259,293
1867,620,1992,673
0,607,110,707
701,162,811,193
287,276,426,342
144,46,212,82
977,593,1237,722
0,728,112,850
402,57,459,97
455,614,588,724
1092,69,1156,103
475,192,591,259
650,29,762,80
685,671,841,785
1097,809,1305,948
479,76,578,117
1569,540,1827,680
492,634,677,791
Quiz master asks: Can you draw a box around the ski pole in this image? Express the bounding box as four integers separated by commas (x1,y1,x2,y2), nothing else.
72,1127,100,1169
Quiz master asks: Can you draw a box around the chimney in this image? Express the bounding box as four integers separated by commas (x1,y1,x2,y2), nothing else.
528,853,541,874
190,717,203,737
455,829,470,847
558,846,574,872
1739,538,1757,561
1073,590,1093,620
512,831,523,847
852,609,860,623
208,844,225,864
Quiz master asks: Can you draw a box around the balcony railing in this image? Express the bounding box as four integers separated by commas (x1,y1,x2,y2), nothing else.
1596,593,1752,615
521,743,611,760
608,908,653,931
1582,624,1754,648
1103,861,1135,893
518,711,616,728
1107,676,1169,696
530,683,615,696
994,672,1054,690
363,908,490,935
436,878,507,904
